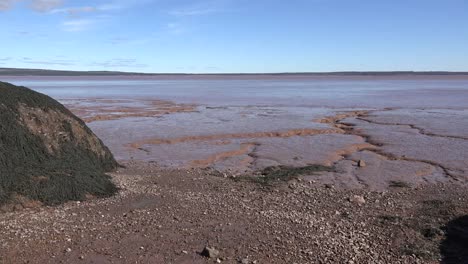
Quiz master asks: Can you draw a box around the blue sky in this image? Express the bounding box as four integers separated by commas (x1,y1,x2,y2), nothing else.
0,0,467,73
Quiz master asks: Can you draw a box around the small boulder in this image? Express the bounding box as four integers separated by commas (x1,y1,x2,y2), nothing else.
201,246,220,259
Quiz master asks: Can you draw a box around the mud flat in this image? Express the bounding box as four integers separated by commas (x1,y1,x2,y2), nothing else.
1,76,468,263
80,106,468,191
3,76,467,191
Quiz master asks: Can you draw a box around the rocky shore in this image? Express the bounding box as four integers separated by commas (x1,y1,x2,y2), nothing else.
1,161,467,263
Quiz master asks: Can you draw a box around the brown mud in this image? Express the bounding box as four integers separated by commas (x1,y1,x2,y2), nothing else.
65,98,196,123
127,128,343,149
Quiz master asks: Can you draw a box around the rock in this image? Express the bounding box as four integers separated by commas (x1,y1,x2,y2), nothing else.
350,195,366,206
201,246,220,258
65,248,72,253
0,82,118,207
357,160,366,167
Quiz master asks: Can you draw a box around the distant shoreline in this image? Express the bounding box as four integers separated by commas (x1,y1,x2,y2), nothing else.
1,67,468,77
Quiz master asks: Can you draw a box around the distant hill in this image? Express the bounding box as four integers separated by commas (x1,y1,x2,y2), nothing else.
0,67,150,76
1,67,468,76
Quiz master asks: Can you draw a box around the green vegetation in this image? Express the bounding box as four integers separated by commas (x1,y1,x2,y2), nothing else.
0,82,118,206
237,165,334,186
378,214,403,224
389,180,412,188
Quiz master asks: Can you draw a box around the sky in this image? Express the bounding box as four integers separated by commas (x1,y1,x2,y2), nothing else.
0,0,467,73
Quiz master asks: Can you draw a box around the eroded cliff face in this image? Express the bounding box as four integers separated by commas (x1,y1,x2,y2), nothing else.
0,82,118,207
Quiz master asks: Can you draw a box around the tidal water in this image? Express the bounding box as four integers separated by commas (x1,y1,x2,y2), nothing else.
4,75,468,109
3,75,468,176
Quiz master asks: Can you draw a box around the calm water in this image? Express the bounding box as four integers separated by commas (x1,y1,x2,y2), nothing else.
3,76,468,108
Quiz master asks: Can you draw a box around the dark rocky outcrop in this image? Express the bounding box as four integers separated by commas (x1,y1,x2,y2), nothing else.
0,82,118,207
441,215,468,264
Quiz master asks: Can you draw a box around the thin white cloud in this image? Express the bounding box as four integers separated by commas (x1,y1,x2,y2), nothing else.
20,57,76,66
205,66,221,70
50,3,127,16
98,3,123,11
1,0,152,13
169,0,230,17
62,19,95,32
89,58,148,68
48,1,149,32
93,0,154,12
30,0,63,12
0,0,63,12
169,7,217,17
0,0,18,10
107,36,151,46
50,6,96,16
167,22,185,35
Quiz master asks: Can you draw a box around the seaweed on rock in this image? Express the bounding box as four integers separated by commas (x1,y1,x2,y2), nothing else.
0,82,118,206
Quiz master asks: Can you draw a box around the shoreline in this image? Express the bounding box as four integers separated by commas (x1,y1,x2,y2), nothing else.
3,74,468,81
0,71,468,81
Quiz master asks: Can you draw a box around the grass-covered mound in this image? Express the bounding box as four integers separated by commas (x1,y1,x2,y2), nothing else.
0,82,118,207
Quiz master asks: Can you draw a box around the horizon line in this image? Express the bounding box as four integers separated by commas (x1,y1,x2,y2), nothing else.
1,67,468,76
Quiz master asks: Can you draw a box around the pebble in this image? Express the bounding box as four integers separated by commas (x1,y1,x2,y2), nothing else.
358,160,366,167
350,195,366,206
